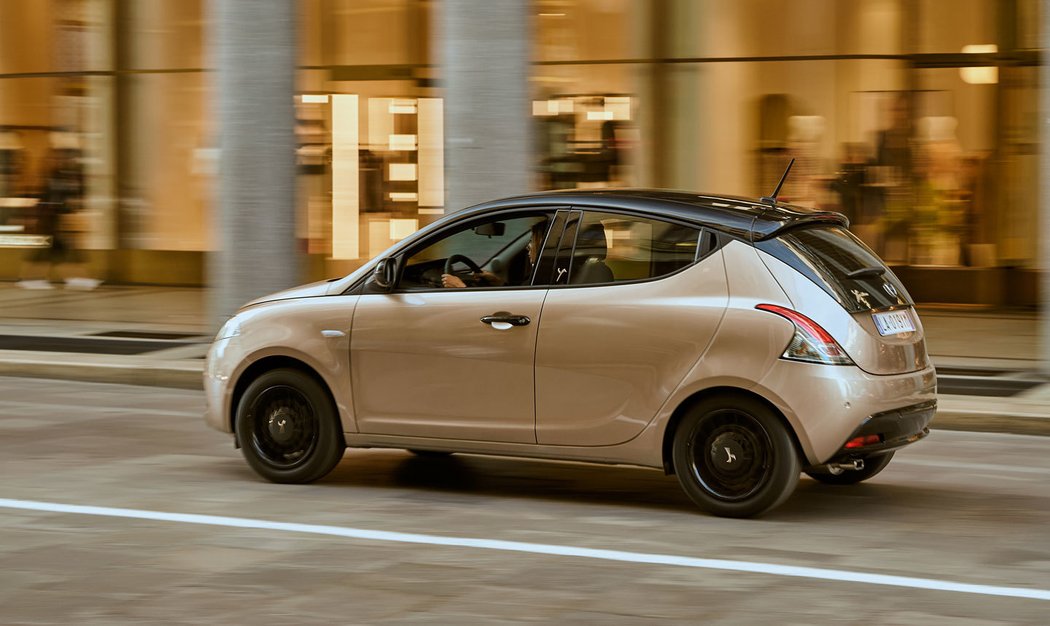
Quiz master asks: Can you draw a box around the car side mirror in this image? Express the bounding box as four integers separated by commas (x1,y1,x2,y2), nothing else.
473,222,505,237
372,257,397,291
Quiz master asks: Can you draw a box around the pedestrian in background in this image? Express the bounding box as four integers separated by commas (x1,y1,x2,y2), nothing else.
17,135,101,290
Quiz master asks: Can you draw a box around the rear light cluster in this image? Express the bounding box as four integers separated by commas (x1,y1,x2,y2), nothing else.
756,304,854,366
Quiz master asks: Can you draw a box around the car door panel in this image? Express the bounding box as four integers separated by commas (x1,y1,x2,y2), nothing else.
351,289,545,443
535,250,729,446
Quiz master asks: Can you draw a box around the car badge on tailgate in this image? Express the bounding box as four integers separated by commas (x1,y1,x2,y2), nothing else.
851,289,870,308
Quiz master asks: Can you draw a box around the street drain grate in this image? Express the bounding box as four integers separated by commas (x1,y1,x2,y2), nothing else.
936,374,1044,397
0,335,193,355
91,330,204,341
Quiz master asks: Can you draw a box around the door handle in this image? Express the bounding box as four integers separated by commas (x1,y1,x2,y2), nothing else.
480,311,531,330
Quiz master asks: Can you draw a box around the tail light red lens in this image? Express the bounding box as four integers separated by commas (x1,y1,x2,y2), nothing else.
845,434,882,449
756,304,854,366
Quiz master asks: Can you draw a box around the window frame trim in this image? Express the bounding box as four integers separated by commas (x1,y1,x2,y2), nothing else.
348,203,728,295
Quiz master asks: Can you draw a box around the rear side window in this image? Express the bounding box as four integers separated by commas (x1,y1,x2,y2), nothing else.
756,226,912,313
568,211,702,285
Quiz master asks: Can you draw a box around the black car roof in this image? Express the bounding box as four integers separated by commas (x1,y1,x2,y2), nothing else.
466,188,848,240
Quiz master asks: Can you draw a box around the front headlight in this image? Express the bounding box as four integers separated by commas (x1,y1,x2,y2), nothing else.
215,317,241,341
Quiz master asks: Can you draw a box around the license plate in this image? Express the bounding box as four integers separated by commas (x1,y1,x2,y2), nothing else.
872,309,916,336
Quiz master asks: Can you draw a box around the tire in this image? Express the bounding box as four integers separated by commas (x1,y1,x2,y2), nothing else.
235,368,345,484
672,395,800,518
806,451,895,485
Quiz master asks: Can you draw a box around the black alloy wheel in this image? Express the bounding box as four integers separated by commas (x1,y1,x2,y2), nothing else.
235,368,345,484
806,451,895,485
672,395,800,518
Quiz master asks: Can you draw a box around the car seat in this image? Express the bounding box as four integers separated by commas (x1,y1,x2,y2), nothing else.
569,223,615,284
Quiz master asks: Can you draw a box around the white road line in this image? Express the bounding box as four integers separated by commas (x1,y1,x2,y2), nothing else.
2,498,1048,602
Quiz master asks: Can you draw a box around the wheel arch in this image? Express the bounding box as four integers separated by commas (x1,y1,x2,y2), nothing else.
660,386,806,475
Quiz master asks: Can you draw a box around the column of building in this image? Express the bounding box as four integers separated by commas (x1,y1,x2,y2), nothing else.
208,0,299,327
438,0,532,211
1042,3,1050,376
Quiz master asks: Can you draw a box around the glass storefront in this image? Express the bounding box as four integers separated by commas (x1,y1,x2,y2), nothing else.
0,0,114,262
0,0,1042,304
533,0,1042,308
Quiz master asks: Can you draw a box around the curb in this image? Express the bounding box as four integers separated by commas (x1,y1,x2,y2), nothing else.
930,410,1050,437
2,361,1048,437
0,359,203,391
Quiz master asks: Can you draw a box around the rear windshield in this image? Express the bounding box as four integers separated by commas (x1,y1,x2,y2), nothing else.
756,226,912,313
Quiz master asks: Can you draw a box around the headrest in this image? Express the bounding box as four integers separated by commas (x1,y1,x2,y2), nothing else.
575,223,608,261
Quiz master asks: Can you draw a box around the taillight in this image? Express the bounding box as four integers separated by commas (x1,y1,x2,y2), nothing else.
845,434,882,449
756,304,854,366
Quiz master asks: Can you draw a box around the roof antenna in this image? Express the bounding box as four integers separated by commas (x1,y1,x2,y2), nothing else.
760,158,795,206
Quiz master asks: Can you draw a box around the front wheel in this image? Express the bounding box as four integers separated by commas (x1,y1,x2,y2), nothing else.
672,395,800,518
806,451,895,485
235,368,345,484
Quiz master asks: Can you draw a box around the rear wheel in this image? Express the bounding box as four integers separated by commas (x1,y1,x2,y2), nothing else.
806,451,895,485
672,395,800,518
235,368,345,483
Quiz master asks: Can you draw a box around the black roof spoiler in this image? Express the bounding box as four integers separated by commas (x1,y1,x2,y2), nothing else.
750,157,850,240
751,207,849,241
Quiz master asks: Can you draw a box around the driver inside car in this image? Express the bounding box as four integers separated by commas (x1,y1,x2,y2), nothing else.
441,219,548,288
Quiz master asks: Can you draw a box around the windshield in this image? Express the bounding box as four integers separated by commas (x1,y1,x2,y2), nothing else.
756,226,912,313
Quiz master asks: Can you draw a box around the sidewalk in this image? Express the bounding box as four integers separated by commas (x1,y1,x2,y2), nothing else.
0,284,208,389
0,281,1047,436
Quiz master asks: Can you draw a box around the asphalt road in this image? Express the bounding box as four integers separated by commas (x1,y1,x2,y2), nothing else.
1,377,1048,624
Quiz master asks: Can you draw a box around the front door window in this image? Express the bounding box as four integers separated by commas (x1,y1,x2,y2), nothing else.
398,212,558,290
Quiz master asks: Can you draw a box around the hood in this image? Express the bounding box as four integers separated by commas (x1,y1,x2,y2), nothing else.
242,280,333,308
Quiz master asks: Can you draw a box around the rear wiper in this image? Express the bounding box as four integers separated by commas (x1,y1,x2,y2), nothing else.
847,266,886,279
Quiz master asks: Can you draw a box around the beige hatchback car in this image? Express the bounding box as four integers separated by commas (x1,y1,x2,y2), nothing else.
205,189,936,518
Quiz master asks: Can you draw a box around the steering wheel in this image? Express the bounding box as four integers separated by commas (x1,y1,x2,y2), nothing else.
444,254,483,276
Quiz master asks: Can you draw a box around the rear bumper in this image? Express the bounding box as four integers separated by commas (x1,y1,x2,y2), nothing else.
755,360,937,465
825,400,936,461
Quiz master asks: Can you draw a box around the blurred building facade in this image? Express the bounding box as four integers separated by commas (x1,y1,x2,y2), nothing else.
0,0,1044,308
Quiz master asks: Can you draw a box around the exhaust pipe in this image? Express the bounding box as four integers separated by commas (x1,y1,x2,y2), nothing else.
819,459,865,475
